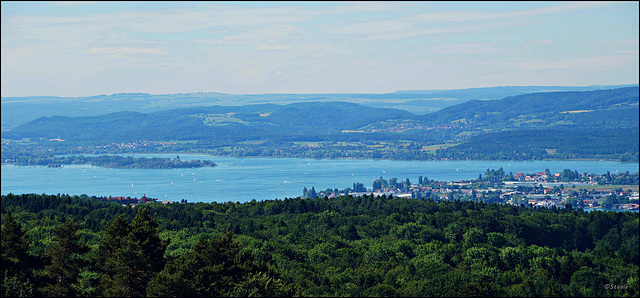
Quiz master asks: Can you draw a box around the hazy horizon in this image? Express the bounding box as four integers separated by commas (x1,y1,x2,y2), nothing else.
2,83,640,99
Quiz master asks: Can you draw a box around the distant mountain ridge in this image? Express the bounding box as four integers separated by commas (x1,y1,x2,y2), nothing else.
4,86,637,142
394,84,639,97
2,87,638,162
2,102,412,142
2,84,636,129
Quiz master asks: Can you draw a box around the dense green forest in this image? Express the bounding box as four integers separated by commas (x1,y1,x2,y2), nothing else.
434,128,640,162
1,153,215,169
2,193,638,297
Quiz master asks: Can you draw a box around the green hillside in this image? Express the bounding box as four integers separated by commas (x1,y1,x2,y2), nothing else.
3,85,635,129
2,87,638,162
2,102,412,142
434,128,640,162
422,86,639,129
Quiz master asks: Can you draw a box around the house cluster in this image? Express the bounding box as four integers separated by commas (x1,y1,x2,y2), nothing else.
514,169,553,182
348,186,433,200
368,121,470,133
499,186,638,211
73,140,176,151
343,170,638,212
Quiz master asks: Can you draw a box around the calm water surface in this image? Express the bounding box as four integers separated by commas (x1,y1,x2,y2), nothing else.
2,154,638,203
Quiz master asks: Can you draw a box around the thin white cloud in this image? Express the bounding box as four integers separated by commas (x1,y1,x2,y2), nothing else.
510,53,637,71
88,47,169,55
523,40,554,47
615,50,639,54
425,42,509,55
52,1,95,6
405,2,614,23
333,19,412,35
334,2,617,41
221,24,301,43
257,44,292,51
359,19,536,41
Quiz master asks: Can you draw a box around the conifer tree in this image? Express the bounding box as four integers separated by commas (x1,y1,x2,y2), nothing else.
1,211,34,297
128,208,168,294
39,218,89,297
147,231,297,297
94,213,130,296
94,209,168,297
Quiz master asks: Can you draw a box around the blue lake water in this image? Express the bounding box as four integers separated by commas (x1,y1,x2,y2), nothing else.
1,154,638,203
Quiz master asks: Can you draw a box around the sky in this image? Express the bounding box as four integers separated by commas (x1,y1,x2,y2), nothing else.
1,1,638,97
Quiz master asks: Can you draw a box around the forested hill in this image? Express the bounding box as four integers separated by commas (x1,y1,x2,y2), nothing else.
2,102,413,142
435,128,640,162
4,85,635,129
6,87,638,142
421,86,639,129
2,87,638,162
421,87,639,162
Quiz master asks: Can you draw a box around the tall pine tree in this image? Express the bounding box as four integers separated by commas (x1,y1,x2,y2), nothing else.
147,231,298,297
1,211,35,297
39,218,89,297
94,208,168,297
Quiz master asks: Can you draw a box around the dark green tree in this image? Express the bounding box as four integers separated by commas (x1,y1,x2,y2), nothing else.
39,218,89,297
148,231,297,297
93,214,130,296
1,211,35,297
94,208,168,297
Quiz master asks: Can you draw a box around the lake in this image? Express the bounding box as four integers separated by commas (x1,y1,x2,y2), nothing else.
2,154,638,203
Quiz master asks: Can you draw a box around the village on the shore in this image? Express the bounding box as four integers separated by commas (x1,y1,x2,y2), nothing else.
342,169,639,212
96,168,639,212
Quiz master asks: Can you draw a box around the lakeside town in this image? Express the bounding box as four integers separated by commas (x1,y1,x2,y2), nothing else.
112,168,639,212
338,169,639,212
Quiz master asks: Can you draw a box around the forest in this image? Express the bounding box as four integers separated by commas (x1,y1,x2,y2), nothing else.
422,86,639,127
2,193,638,297
434,128,640,162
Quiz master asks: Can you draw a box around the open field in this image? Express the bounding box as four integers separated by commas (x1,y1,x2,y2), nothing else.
421,143,459,152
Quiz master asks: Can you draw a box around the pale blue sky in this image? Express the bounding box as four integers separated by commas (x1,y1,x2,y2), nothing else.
1,1,638,97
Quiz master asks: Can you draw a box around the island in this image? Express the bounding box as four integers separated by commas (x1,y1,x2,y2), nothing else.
1,153,215,169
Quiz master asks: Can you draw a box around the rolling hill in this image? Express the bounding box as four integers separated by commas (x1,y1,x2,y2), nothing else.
420,86,639,129
2,102,413,142
2,87,638,162
2,85,635,129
